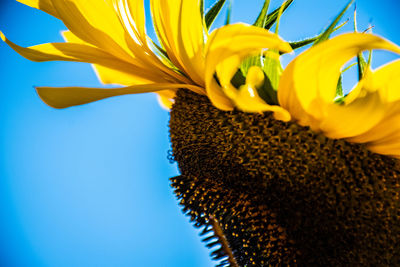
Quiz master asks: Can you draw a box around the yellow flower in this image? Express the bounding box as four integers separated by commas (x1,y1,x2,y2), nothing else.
2,0,400,159
1,0,291,113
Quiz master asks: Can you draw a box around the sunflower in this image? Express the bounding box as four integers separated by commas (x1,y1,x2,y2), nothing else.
3,0,400,265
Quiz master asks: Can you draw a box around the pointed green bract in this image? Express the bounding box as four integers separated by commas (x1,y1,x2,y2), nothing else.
288,20,348,50
354,4,365,80
239,0,271,75
205,0,226,29
274,0,287,35
334,62,357,104
230,69,246,88
239,1,291,104
335,75,345,104
225,0,232,25
258,73,279,105
253,0,270,28
313,0,355,45
260,51,282,104
240,55,262,76
200,0,204,18
354,7,373,80
241,0,293,76
263,0,293,30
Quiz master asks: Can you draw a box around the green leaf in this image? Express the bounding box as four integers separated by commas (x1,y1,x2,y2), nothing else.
313,0,355,46
253,0,271,28
263,0,294,30
205,0,226,29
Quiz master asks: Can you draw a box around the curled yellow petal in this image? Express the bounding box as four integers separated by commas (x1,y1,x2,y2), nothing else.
370,59,400,102
36,84,203,109
278,33,400,158
345,59,400,157
230,66,291,121
205,23,292,111
278,33,400,122
318,91,387,139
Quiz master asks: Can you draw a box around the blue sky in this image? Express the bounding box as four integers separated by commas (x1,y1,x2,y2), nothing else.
0,0,399,266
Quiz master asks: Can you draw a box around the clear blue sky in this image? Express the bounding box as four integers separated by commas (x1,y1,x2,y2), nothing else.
0,1,399,266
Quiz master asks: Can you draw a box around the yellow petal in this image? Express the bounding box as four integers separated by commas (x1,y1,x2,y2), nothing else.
277,33,400,158
61,30,86,44
113,0,147,46
207,77,235,111
1,32,165,84
62,30,177,87
318,91,387,139
17,0,59,18
215,55,241,100
349,107,400,144
51,0,133,61
156,90,177,110
370,59,400,102
151,0,205,85
36,84,203,109
113,0,194,85
232,66,291,121
278,33,400,122
344,59,400,157
204,23,292,111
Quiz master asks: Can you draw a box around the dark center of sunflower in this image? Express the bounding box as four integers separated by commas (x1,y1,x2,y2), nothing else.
169,89,400,266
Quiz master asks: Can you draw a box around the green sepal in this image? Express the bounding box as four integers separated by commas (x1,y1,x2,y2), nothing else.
239,54,263,77
334,75,345,104
356,49,372,80
200,0,204,18
225,0,232,25
353,5,373,80
357,52,367,79
253,0,271,28
263,51,283,91
313,0,355,46
288,19,348,51
240,0,292,76
263,0,294,30
334,62,357,104
258,72,279,105
229,67,279,106
204,0,227,29
230,69,246,89
150,40,169,60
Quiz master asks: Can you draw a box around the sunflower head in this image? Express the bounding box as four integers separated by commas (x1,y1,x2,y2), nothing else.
3,0,400,265
170,89,400,266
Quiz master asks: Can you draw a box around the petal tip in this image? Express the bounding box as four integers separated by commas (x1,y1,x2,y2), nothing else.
0,31,5,42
